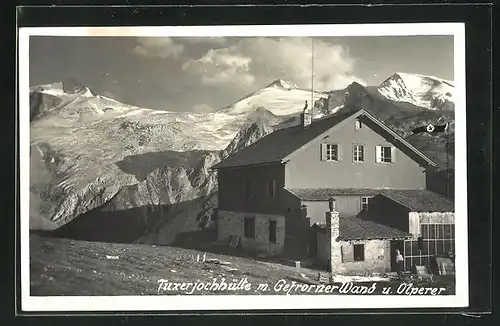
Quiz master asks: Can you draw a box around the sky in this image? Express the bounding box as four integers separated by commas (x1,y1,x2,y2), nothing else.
29,35,454,112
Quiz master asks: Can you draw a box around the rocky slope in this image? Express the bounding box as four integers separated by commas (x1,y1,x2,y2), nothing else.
29,80,294,236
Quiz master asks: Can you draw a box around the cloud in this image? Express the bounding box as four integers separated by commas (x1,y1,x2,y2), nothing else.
176,37,227,45
133,37,185,58
182,37,365,91
239,37,366,91
182,47,255,87
192,103,214,112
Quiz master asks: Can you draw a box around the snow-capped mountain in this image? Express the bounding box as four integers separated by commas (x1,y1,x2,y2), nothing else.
377,73,454,110
219,79,328,116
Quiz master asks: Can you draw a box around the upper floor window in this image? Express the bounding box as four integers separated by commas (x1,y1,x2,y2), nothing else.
321,143,340,162
353,145,365,162
326,144,338,161
320,143,339,162
245,179,252,199
267,179,278,199
355,119,363,129
376,145,395,163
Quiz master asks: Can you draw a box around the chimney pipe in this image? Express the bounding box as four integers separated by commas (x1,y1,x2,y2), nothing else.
326,199,340,274
302,100,312,127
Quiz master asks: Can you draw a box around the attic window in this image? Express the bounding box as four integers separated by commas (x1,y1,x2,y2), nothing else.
361,196,372,211
355,119,362,129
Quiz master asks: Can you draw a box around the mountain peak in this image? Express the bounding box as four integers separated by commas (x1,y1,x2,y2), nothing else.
265,79,299,90
62,78,94,95
377,72,455,110
31,79,96,98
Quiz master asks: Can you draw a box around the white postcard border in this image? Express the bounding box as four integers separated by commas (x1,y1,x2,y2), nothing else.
19,23,468,311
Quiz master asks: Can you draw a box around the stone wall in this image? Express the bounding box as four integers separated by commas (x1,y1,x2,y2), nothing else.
217,210,285,255
318,235,391,274
408,212,455,238
334,239,391,275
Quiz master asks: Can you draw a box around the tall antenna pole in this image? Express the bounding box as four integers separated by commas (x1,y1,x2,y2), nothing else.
311,37,314,117
445,125,449,199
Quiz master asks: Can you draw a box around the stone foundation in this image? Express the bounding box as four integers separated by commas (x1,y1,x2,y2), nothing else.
217,210,285,255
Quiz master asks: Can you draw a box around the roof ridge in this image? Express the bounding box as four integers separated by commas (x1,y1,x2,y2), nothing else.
212,108,436,170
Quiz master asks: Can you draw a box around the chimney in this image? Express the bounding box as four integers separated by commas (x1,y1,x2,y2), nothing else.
301,204,308,218
326,197,339,238
326,210,340,241
301,100,312,127
326,197,340,274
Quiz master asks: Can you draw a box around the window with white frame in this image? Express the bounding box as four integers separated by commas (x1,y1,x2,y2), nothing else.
325,144,338,161
355,118,362,129
376,145,395,163
353,144,364,162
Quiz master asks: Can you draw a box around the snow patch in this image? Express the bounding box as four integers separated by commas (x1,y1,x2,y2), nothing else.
220,87,327,116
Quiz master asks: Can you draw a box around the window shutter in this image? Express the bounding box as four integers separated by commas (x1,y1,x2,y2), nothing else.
337,144,342,161
320,143,327,161
375,146,382,163
391,146,396,163
352,145,356,162
341,244,354,263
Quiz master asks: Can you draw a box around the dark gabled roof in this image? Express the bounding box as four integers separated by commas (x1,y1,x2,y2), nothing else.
314,216,412,241
287,188,381,201
212,110,356,169
211,108,436,170
378,189,454,212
